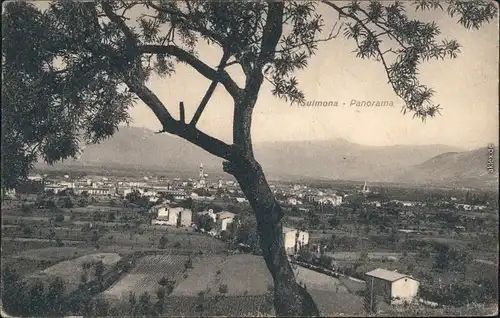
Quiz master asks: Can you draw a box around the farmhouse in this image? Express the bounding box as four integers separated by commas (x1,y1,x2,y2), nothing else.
215,211,236,232
283,227,309,255
179,209,193,227
151,204,192,226
365,268,419,305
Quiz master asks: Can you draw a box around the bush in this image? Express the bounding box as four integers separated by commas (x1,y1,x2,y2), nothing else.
218,284,228,295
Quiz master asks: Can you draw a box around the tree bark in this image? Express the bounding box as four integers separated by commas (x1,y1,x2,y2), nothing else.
224,157,320,317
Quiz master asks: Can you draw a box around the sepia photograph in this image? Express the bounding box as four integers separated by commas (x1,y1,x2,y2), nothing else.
1,0,499,317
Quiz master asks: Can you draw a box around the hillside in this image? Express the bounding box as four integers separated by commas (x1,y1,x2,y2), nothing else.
395,147,499,189
36,126,465,183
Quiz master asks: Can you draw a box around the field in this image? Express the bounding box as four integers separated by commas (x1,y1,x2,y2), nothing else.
103,254,189,300
104,252,366,316
2,184,498,317
294,266,348,292
164,295,273,317
1,245,93,275
27,253,122,291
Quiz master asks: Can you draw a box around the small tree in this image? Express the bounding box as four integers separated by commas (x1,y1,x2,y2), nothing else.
128,292,137,315
218,284,228,296
184,257,193,270
138,292,152,316
158,277,176,295
363,279,378,314
93,296,110,317
21,203,33,214
95,260,105,288
158,234,168,249
154,287,166,315
328,216,340,228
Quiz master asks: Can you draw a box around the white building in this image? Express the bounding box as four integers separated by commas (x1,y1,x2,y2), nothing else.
86,188,112,196
215,211,236,232
151,205,190,226
27,174,43,181
179,209,193,227
365,268,419,305
282,227,309,255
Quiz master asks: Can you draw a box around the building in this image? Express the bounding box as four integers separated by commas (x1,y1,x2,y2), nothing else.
365,268,419,305
86,187,113,196
282,227,309,255
215,211,236,232
196,163,207,188
151,205,186,226
179,209,193,227
361,181,371,195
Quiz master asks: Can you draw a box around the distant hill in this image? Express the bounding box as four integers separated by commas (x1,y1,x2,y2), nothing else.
395,147,499,190
37,126,467,184
254,139,462,182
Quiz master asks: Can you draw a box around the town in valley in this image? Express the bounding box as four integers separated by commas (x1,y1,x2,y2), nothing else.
2,162,498,316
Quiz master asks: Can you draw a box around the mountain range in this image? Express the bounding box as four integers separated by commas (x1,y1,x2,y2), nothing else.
36,126,498,189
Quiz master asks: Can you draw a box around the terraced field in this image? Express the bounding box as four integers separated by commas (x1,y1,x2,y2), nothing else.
294,266,348,292
210,254,273,296
165,295,274,317
11,246,95,261
27,253,122,291
103,254,188,299
170,254,224,296
171,254,346,297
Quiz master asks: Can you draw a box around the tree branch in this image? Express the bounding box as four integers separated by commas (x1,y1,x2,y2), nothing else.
125,78,233,161
103,2,234,161
179,101,186,123
189,49,231,127
145,0,229,49
258,1,285,67
102,2,137,45
140,44,242,99
321,0,405,104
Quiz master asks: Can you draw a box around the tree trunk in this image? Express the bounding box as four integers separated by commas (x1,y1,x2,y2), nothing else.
224,157,320,317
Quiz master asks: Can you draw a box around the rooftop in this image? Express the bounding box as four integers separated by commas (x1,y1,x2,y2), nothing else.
216,211,236,219
365,268,414,282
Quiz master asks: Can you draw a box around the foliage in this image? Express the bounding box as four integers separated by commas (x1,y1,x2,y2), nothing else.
219,229,231,242
158,276,176,294
125,191,149,207
196,213,215,232
362,278,378,314
218,283,228,295
432,243,471,272
328,216,340,228
158,234,168,249
58,196,74,208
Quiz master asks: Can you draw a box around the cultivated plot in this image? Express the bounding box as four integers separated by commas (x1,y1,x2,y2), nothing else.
103,254,187,299
28,253,122,289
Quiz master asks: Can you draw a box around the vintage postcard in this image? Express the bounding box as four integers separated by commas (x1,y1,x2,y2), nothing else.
1,0,498,317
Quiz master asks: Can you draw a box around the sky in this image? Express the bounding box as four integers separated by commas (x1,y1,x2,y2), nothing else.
32,1,499,149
